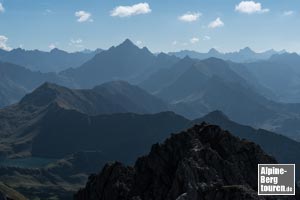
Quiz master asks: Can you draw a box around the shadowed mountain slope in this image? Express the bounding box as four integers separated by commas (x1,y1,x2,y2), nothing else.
75,123,295,200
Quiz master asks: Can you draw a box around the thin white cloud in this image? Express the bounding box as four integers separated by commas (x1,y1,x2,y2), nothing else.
172,41,178,45
0,3,4,13
70,38,83,44
190,37,200,44
203,36,211,41
208,18,224,29
235,1,269,14
69,38,84,48
44,9,54,15
178,12,201,22
0,35,11,51
110,3,151,17
136,40,142,46
48,43,56,50
283,10,295,16
75,11,93,22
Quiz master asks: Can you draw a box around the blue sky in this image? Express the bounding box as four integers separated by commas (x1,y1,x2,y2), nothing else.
0,0,300,53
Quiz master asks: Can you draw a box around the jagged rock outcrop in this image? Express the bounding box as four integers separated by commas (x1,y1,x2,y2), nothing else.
75,123,297,200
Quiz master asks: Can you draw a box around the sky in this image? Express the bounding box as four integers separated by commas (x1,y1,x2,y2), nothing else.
0,0,300,53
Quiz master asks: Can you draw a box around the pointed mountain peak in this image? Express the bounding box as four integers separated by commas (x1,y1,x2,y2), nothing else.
208,48,220,54
38,82,64,90
118,39,137,48
177,55,194,65
50,48,67,54
20,82,68,106
263,49,276,54
157,52,168,57
142,46,152,54
202,110,230,121
239,47,255,54
110,39,144,54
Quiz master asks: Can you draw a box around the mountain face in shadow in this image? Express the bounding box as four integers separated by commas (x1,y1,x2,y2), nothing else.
32,109,190,160
74,123,288,200
0,81,177,159
0,48,101,73
61,39,179,88
169,47,282,62
20,81,168,115
195,111,300,178
2,80,300,164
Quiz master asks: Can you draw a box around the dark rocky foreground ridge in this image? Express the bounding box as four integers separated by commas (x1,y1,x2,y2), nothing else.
74,123,299,200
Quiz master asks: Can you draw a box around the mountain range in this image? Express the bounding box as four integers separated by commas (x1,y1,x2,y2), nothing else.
139,56,300,140
245,53,300,103
0,81,176,158
2,39,300,141
169,47,286,62
1,81,300,167
61,39,179,88
1,79,300,199
0,48,102,73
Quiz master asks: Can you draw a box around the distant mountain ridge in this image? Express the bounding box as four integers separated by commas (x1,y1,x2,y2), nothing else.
169,47,287,62
1,39,300,141
0,48,102,72
244,53,300,103
61,39,179,88
139,56,300,140
0,61,74,108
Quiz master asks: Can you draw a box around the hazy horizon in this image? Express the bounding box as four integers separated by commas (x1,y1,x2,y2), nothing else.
1,0,300,53
0,38,294,54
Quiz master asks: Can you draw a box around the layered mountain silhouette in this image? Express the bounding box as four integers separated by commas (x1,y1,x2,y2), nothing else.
1,80,300,199
0,61,74,108
169,47,284,62
1,81,300,168
1,39,300,141
245,53,300,103
61,39,179,88
140,56,300,140
0,39,180,108
0,81,177,158
0,48,101,72
140,57,276,122
75,123,298,200
20,81,167,115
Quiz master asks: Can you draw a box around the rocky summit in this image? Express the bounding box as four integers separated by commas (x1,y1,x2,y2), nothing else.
74,123,298,200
